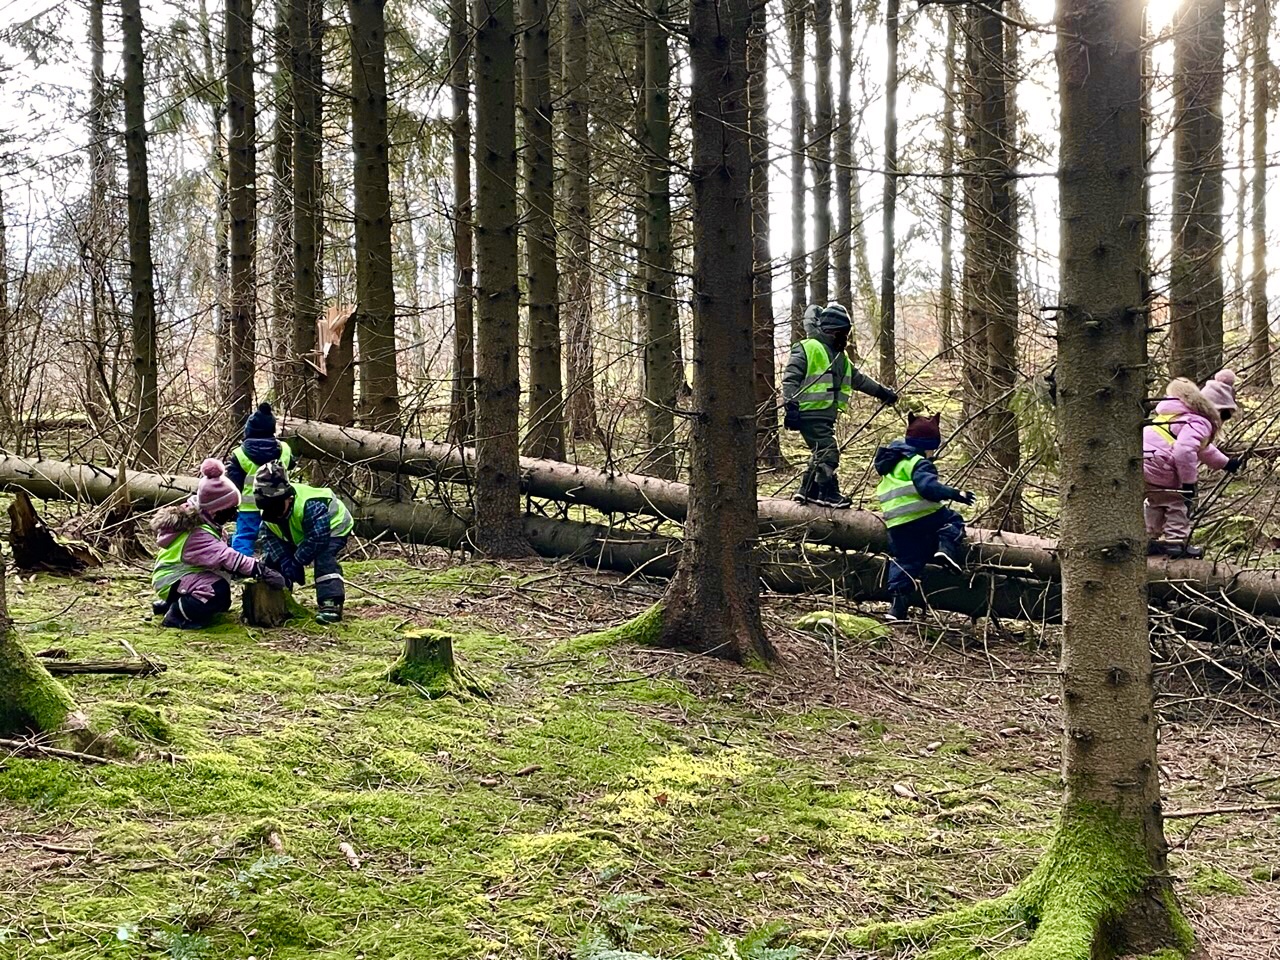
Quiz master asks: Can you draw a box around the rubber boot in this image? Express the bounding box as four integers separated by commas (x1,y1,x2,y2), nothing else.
316,598,344,624
933,541,966,574
1157,542,1204,560
793,466,819,504
886,594,912,622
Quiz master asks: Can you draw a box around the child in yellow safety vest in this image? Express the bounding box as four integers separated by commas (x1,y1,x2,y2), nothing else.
1142,370,1244,559
225,403,294,556
873,413,976,622
150,460,288,628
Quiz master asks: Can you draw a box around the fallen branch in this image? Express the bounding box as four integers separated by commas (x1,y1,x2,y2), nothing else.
1163,802,1280,819
37,658,166,677
0,736,122,766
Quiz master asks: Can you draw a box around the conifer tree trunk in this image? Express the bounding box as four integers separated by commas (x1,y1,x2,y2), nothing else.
834,0,853,320
350,0,401,434
562,0,598,440
786,0,807,341
1054,0,1185,947
939,9,957,357
1250,0,1271,385
86,0,112,423
520,0,566,460
971,7,1022,531
272,0,294,397
448,0,476,442
878,0,899,387
749,3,782,467
473,0,532,556
642,0,678,479
122,0,159,465
960,16,988,441
226,0,258,428
289,0,322,416
199,0,230,407
1234,17,1249,331
657,0,772,666
1170,0,1225,385
810,0,834,306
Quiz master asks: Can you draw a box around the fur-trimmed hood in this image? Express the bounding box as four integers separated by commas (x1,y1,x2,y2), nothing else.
150,498,216,547
1157,378,1222,433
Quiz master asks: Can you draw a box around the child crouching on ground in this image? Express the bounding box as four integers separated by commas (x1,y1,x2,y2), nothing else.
874,413,976,621
151,460,288,628
252,462,355,624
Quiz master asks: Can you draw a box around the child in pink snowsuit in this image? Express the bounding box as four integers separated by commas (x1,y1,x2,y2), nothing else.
1142,369,1243,558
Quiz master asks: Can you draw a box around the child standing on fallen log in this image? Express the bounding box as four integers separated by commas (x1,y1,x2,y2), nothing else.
782,303,898,508
226,403,295,556
253,462,355,624
873,413,976,621
151,460,288,628
1143,370,1244,559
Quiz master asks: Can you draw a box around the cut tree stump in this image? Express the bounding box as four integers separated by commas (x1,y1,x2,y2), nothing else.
388,629,487,699
241,582,308,627
8,491,101,574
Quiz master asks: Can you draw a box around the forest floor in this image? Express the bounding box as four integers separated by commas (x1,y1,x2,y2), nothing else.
0,551,1277,959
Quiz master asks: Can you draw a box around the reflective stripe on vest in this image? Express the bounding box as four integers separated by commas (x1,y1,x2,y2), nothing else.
1148,413,1209,452
263,483,355,544
234,442,294,511
796,340,853,412
875,454,944,528
152,522,222,599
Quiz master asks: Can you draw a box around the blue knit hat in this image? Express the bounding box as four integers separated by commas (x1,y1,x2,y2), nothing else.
817,303,852,333
244,402,276,439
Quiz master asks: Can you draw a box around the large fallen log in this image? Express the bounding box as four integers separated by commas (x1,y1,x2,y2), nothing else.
281,419,1280,617
0,455,1057,621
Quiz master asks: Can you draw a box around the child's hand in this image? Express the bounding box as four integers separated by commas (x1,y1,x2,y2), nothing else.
954,490,977,506
783,402,802,431
255,562,288,591
282,558,306,588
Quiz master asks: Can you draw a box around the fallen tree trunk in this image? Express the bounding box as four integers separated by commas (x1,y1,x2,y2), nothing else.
0,454,1056,621
281,419,1280,617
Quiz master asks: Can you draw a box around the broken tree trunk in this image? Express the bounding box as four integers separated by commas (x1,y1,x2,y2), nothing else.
8,490,102,573
388,629,486,698
277,421,1280,618
241,582,304,627
37,658,166,677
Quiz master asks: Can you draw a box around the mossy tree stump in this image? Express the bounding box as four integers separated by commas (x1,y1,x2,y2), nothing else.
0,559,82,739
242,582,308,627
388,629,486,699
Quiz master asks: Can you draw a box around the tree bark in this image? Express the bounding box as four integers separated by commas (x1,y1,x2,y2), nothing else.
646,0,771,664
939,9,957,357
1249,0,1271,385
350,0,401,435
226,0,258,429
786,0,808,342
122,0,159,466
833,0,853,317
1170,0,1226,385
473,0,532,556
1234,10,1249,333
271,0,294,399
199,0,231,410
86,0,114,426
642,0,679,479
449,0,476,442
1055,0,1185,946
960,15,989,442
749,4,783,467
289,0,322,417
562,0,598,441
520,0,566,460
0,559,78,739
242,581,297,627
878,0,899,387
970,7,1023,532
810,0,834,306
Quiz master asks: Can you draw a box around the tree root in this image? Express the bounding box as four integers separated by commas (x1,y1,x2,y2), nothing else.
816,808,1195,960
564,602,667,654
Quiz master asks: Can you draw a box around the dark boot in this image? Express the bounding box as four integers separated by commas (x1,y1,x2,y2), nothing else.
151,597,172,618
793,467,819,504
1147,540,1170,557
1156,542,1204,560
810,472,852,509
316,597,344,624
933,540,966,574
886,594,912,622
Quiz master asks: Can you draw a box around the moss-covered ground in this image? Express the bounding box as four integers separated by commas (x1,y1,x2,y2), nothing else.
0,554,1276,959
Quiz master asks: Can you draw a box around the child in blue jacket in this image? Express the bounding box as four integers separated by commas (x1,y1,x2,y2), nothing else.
226,403,295,555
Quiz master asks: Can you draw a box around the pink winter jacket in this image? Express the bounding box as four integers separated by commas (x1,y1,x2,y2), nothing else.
1142,378,1230,490
151,498,257,600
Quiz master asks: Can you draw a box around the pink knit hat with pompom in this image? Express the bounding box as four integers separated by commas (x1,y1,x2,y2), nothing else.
196,458,241,515
1200,369,1238,412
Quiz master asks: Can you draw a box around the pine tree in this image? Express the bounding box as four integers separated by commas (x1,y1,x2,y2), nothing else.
810,0,834,305
448,0,476,442
271,0,294,398
289,0,322,416
939,9,957,357
785,0,807,341
878,0,899,387
1249,0,1271,385
226,0,258,427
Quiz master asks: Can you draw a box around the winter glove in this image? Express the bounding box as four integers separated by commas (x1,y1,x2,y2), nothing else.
281,557,306,589
876,385,899,406
783,402,802,432
953,490,977,506
1224,456,1244,475
1181,483,1197,509
254,562,288,591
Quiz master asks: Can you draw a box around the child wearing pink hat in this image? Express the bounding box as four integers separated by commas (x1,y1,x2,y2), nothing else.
150,460,287,628
1142,369,1244,559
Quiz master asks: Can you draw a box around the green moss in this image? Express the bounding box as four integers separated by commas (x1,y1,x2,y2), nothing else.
794,611,891,644
565,602,666,653
1188,865,1246,897
93,701,175,744
0,631,76,736
388,628,487,699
